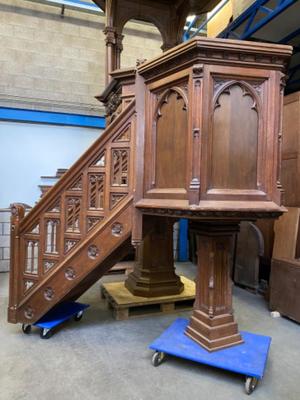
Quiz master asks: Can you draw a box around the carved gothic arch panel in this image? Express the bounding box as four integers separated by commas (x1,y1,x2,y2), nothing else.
213,80,263,113
154,86,188,120
210,80,262,191
151,86,188,191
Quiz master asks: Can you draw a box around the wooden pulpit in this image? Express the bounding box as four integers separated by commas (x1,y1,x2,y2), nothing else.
132,38,292,351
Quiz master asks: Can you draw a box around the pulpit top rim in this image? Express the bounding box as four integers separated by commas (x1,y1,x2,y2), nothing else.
137,37,293,77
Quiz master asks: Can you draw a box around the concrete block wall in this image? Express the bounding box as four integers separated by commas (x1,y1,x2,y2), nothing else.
0,0,162,115
0,210,10,272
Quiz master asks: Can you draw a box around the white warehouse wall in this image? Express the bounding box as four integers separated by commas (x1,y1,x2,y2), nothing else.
0,121,102,208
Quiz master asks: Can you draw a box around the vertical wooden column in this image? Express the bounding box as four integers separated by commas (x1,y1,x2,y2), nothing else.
8,204,25,323
104,26,117,85
185,221,243,352
125,216,184,297
115,33,124,70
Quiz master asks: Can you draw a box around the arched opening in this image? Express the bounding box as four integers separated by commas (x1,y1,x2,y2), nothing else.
121,20,163,69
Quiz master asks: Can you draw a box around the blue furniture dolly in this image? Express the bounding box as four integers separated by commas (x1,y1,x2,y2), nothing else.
21,301,89,339
149,318,271,395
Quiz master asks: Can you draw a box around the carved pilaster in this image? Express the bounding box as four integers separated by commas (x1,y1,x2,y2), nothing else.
189,64,203,205
8,204,25,323
185,221,243,352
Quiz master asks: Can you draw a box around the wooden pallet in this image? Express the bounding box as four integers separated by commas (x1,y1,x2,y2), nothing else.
105,261,134,276
101,276,195,320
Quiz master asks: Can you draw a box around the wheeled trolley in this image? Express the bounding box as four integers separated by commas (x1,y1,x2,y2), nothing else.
149,318,271,395
22,301,89,339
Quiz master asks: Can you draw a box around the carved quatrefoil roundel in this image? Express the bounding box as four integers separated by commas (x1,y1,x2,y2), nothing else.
24,306,34,320
65,267,76,280
112,222,123,237
44,287,55,301
88,245,99,260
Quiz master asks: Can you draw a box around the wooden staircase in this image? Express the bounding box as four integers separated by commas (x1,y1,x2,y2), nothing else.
8,100,136,325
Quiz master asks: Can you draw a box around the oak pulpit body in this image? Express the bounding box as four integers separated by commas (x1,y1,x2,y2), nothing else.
133,38,292,351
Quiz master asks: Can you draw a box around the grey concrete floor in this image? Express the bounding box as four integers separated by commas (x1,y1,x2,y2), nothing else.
0,263,299,400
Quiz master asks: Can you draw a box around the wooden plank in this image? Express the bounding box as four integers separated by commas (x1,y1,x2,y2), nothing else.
273,207,300,260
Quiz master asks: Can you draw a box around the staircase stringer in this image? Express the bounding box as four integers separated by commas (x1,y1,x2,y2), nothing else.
14,198,133,324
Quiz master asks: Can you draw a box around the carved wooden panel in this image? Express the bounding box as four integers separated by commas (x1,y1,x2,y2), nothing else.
210,82,259,190
88,174,104,209
112,149,129,186
66,198,81,233
45,220,59,254
155,88,188,189
25,241,39,275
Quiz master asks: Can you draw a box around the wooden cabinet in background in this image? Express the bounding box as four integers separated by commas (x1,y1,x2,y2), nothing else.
282,92,300,206
270,208,300,323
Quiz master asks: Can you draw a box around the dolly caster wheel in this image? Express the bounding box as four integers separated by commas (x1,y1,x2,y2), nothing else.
151,351,165,367
74,311,83,321
245,377,258,395
40,328,53,339
22,324,31,334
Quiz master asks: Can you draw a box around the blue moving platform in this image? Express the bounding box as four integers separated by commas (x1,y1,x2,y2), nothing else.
22,302,89,338
34,301,89,330
149,318,271,392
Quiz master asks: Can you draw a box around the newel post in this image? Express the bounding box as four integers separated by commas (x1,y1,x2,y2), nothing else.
8,204,25,323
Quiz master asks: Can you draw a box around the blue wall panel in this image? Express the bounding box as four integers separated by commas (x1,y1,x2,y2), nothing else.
0,107,105,129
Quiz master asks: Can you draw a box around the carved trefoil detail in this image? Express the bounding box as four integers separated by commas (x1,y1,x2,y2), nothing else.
214,80,260,112
110,193,126,209
44,260,56,274
87,217,103,232
114,128,131,142
64,239,78,254
24,280,35,293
